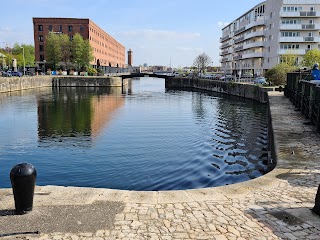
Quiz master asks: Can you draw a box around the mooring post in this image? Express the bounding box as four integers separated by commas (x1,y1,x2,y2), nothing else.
10,163,37,214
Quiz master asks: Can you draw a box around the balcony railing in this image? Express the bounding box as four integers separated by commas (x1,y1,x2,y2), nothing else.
234,36,245,44
300,11,316,17
234,27,246,36
243,41,264,49
244,31,265,40
278,49,306,55
233,55,242,60
302,24,315,29
220,43,230,49
280,11,318,17
242,52,263,59
221,35,231,42
234,46,243,52
280,24,319,30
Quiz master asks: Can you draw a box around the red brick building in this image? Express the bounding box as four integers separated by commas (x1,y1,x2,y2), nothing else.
33,17,126,70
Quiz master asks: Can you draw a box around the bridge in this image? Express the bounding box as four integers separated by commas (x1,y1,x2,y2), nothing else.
119,72,174,80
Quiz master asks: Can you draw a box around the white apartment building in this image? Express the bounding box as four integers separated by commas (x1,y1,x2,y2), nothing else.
220,0,320,77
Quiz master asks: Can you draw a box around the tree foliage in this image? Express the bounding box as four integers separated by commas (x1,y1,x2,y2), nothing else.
193,53,211,74
46,33,62,70
60,34,71,69
265,63,297,85
81,39,94,69
45,33,93,70
71,33,84,68
0,43,35,68
301,49,320,68
280,51,298,67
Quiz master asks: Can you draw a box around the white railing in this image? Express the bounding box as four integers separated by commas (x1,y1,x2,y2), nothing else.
242,52,264,59
243,41,264,49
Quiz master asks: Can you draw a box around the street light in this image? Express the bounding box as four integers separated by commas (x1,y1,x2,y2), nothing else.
43,60,46,75
21,46,25,76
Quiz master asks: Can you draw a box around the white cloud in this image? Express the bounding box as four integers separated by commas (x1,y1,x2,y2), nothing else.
217,22,229,28
0,27,12,33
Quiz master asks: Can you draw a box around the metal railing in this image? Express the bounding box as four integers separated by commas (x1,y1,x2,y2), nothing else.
285,71,320,133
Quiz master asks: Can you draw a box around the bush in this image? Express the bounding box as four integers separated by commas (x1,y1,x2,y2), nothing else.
87,67,98,76
265,63,296,85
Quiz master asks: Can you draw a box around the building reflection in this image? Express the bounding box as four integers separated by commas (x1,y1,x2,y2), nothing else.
37,87,125,146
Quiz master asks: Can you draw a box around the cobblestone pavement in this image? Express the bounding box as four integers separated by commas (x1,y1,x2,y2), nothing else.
1,92,320,240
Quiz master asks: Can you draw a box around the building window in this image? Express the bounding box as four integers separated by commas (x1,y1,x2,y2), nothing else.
39,45,44,52
80,26,84,31
49,25,53,31
68,25,73,32
58,25,62,32
40,55,44,61
38,25,43,31
39,35,44,42
69,35,73,41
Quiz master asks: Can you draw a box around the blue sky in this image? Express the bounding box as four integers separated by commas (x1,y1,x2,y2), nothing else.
0,0,263,67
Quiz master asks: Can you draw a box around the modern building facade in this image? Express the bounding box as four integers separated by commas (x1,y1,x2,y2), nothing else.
220,0,320,76
33,18,126,70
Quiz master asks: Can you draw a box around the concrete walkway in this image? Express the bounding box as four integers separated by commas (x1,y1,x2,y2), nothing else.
0,92,320,240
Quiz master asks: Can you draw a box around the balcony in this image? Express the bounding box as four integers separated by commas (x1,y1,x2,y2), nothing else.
233,55,243,60
220,35,231,42
234,36,245,44
220,50,229,56
244,30,265,40
234,27,246,36
243,41,264,49
278,49,306,55
280,24,320,30
280,11,319,17
234,46,243,52
220,57,230,63
246,18,266,30
283,0,320,4
279,36,320,42
242,52,264,59
220,43,230,49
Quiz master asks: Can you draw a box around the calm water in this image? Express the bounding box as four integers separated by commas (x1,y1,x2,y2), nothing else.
0,78,274,190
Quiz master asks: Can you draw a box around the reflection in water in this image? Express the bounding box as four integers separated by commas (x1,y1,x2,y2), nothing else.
0,78,274,190
37,87,124,146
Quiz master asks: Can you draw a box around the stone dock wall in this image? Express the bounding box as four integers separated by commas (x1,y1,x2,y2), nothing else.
0,76,125,93
0,76,52,93
166,78,269,103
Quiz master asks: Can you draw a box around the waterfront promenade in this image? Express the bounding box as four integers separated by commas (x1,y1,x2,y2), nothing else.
0,91,320,239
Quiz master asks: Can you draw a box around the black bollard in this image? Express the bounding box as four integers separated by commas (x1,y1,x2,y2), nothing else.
10,163,37,214
312,184,320,216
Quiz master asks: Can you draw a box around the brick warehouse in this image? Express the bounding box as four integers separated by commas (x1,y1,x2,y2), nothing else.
33,17,126,71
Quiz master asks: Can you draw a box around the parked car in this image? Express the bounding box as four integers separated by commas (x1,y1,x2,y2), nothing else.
254,77,267,84
1,71,12,77
220,75,234,81
9,71,23,77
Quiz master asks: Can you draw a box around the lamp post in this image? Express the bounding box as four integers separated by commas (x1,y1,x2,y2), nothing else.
43,60,46,75
21,47,25,76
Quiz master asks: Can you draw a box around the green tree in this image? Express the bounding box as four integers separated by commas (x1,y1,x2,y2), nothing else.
60,34,71,70
265,63,296,85
280,51,298,67
301,49,320,68
71,33,84,70
11,43,35,67
46,33,62,70
193,53,211,74
81,39,94,70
